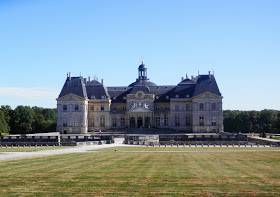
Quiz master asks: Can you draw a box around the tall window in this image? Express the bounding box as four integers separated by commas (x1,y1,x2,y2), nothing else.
63,121,67,127
63,105,67,112
120,117,125,127
155,117,160,127
112,117,117,128
88,118,95,127
90,105,94,111
212,103,217,111
211,117,217,126
100,116,105,127
164,114,169,126
199,116,204,126
175,105,179,111
186,104,190,111
175,114,180,127
185,115,191,126
199,103,204,111
75,104,79,111
101,105,105,111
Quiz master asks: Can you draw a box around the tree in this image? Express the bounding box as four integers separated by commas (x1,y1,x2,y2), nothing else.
0,110,9,134
32,107,56,133
0,105,13,132
12,106,34,134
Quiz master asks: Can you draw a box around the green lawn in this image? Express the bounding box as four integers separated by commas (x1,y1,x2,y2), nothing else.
0,147,279,196
0,146,66,152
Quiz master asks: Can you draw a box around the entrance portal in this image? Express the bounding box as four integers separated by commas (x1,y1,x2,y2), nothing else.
137,117,143,128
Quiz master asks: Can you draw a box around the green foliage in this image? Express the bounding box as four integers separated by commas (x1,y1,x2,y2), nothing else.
224,110,280,133
0,105,56,134
0,104,279,134
0,110,9,134
12,106,34,134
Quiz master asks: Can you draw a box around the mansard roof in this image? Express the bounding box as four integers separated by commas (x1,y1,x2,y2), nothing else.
58,66,221,101
58,77,87,99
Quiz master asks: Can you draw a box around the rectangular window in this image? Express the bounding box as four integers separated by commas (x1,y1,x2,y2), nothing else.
212,103,217,111
63,105,67,112
199,103,204,111
112,118,117,128
175,114,180,127
120,117,125,127
211,117,217,126
90,105,94,111
63,121,67,127
100,116,105,127
101,105,105,111
155,117,160,127
186,115,191,126
75,104,79,111
186,104,190,111
164,115,168,126
199,116,204,126
88,118,95,127
175,105,179,111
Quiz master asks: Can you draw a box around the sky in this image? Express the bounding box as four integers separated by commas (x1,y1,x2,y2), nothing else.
0,0,279,110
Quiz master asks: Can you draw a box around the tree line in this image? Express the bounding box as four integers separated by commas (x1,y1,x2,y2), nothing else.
224,110,280,133
0,105,56,135
0,106,280,134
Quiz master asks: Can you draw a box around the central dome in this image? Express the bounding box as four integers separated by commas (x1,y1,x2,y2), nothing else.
128,79,157,87
129,62,157,87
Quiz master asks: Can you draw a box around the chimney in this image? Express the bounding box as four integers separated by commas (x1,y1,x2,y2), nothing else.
69,72,71,80
181,77,184,81
88,76,91,82
101,79,104,85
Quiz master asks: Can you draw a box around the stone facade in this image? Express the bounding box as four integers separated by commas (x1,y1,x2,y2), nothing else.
57,63,223,134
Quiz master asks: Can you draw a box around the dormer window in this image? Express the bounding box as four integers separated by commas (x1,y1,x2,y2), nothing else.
101,105,105,111
176,95,179,98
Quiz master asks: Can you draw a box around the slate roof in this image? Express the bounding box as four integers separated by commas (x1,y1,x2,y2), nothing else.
58,77,87,99
128,79,157,87
58,73,221,102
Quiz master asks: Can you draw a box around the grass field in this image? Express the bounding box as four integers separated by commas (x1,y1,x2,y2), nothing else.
0,147,279,196
0,146,67,152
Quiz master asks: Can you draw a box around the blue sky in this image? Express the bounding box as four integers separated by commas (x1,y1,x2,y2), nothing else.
0,0,279,110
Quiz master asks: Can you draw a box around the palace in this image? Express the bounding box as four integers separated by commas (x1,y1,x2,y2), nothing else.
57,63,223,134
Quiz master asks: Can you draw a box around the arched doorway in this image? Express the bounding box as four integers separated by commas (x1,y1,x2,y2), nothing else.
129,117,136,128
137,117,143,128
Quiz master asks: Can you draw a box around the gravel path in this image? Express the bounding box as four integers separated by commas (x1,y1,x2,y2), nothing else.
0,144,118,161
